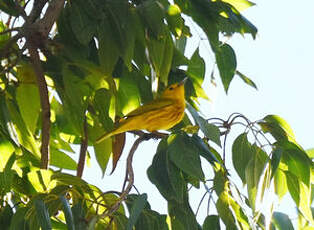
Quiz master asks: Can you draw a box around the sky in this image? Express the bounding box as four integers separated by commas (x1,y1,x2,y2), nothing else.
82,0,314,227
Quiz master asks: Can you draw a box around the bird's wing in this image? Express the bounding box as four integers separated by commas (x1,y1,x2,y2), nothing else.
125,98,174,118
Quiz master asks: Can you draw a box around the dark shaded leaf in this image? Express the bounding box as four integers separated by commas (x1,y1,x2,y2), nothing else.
70,2,96,44
147,139,185,202
167,133,205,180
203,215,220,230
35,199,52,230
60,196,75,230
270,147,282,178
72,201,88,230
126,194,147,230
8,207,29,230
272,212,294,230
0,203,13,229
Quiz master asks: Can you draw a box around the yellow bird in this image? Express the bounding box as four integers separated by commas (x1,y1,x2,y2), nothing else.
96,77,187,143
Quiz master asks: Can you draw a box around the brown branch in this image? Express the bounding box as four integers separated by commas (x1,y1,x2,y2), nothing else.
28,0,48,23
77,117,88,178
100,133,155,218
34,0,65,37
28,44,50,169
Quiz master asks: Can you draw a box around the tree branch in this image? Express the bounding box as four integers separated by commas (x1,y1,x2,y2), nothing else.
28,44,50,169
77,117,88,178
34,0,65,38
28,0,48,23
100,133,154,218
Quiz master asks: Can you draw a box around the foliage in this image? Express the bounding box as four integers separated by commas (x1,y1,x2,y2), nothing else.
0,0,313,229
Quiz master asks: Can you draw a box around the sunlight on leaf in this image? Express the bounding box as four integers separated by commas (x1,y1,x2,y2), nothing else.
221,0,255,12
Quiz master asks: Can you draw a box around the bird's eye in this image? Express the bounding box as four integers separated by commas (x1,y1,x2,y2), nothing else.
169,87,174,90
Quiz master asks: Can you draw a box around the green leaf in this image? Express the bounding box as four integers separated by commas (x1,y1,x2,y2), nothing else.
6,98,41,158
0,139,15,171
187,104,221,146
138,0,165,37
215,43,237,93
285,171,313,223
94,137,112,177
191,135,219,164
72,201,88,230
0,204,13,229
147,139,185,202
232,133,253,184
270,147,282,178
187,48,208,99
187,48,205,86
0,21,10,49
235,70,257,90
93,89,114,131
168,196,200,230
117,75,141,115
274,169,287,200
62,66,90,134
245,145,268,210
216,191,238,230
0,0,18,16
60,196,75,230
282,147,311,186
306,148,314,158
147,33,174,84
167,133,205,181
203,215,220,230
272,212,294,230
9,207,29,230
126,194,148,230
70,2,96,44
35,199,52,230
27,170,55,193
166,4,184,37
16,84,40,134
97,20,120,76
221,0,255,12
258,115,296,143
50,148,77,170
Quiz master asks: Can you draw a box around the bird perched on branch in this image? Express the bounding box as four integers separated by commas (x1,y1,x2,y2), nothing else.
96,77,187,143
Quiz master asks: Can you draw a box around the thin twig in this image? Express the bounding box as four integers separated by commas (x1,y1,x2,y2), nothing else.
28,44,50,169
196,191,208,216
14,0,28,20
77,117,88,178
0,27,20,36
100,133,156,218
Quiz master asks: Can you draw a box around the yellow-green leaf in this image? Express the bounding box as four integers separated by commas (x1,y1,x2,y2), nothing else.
221,0,255,12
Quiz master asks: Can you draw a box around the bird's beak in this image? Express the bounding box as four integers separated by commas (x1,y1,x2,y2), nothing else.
179,77,188,86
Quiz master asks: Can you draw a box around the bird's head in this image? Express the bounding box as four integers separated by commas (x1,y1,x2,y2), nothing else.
161,77,188,100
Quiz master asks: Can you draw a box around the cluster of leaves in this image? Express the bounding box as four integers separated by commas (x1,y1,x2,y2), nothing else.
0,0,313,229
